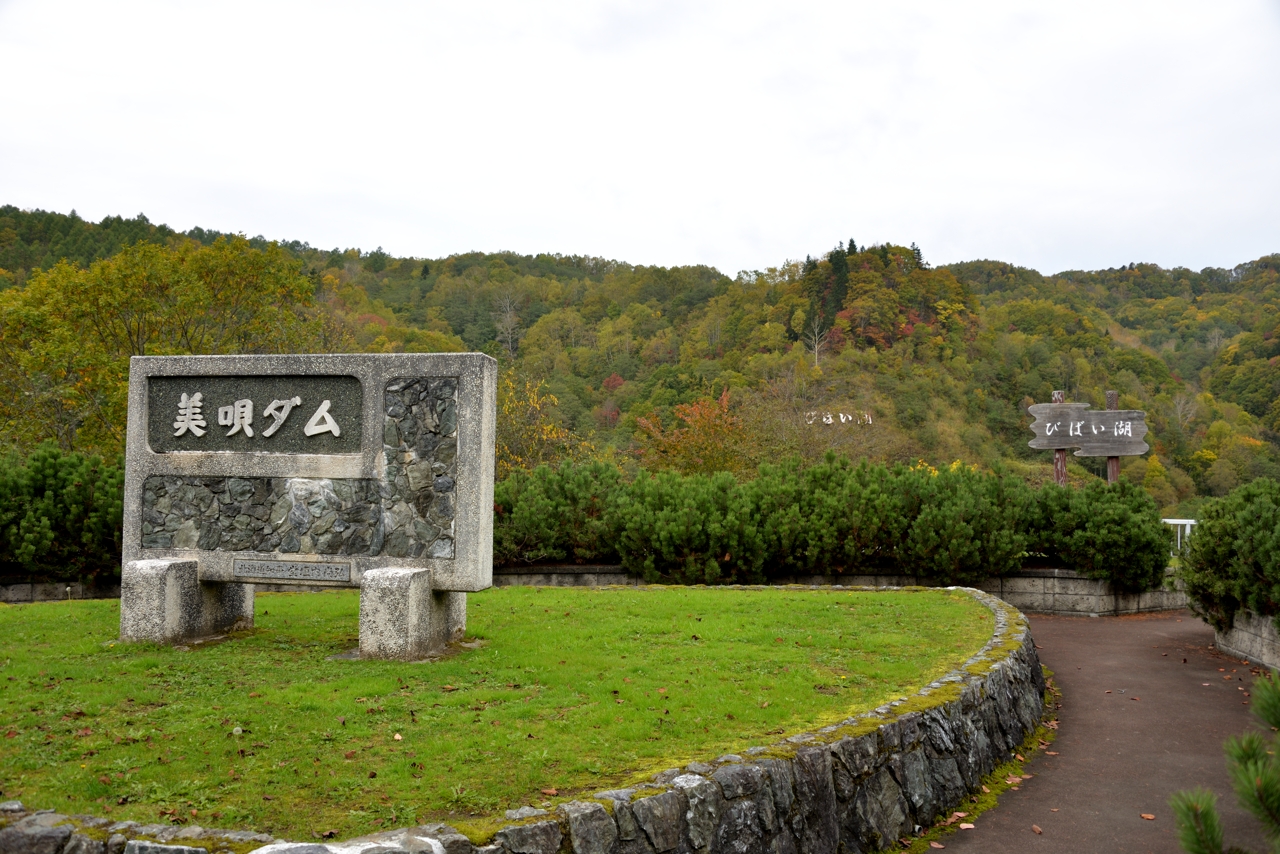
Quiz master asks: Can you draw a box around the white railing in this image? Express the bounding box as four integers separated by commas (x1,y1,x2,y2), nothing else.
1163,518,1197,553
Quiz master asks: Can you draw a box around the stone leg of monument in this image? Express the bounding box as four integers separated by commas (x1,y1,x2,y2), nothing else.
119,559,255,644
359,568,467,660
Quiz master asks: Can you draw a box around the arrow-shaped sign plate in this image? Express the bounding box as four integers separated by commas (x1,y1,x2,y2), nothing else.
1027,402,1149,457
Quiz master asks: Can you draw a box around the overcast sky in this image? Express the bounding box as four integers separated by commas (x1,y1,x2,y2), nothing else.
2,1,1277,276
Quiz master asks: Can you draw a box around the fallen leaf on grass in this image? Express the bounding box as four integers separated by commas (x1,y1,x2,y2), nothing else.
442,685,458,692
1016,754,1025,761
981,785,990,794
1141,814,1155,820
368,771,377,778
3,731,16,739
1032,825,1042,834
344,750,356,759
393,733,402,741
541,788,558,796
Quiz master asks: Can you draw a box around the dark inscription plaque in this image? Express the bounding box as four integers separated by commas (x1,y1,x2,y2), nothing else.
233,559,351,582
149,375,363,454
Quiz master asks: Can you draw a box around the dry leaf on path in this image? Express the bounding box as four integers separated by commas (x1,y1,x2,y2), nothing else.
1141,814,1155,820
1032,825,1042,834
929,843,945,849
959,823,974,829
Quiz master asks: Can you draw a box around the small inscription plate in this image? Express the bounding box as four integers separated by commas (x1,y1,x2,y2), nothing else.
233,559,352,583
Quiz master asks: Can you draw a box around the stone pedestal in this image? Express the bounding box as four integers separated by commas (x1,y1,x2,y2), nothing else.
359,568,466,661
119,559,254,644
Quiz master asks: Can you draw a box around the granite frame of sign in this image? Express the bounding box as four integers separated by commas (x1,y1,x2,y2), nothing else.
118,353,497,660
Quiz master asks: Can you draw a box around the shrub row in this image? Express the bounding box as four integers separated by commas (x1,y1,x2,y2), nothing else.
494,455,1173,591
0,444,124,584
1180,477,1280,630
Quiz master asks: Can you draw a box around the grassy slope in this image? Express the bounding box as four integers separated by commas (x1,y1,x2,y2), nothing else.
0,586,991,840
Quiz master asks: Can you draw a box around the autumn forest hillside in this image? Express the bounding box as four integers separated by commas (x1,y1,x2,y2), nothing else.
2,204,1278,517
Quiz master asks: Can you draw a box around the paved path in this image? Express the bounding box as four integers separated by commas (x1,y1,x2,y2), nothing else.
942,610,1271,853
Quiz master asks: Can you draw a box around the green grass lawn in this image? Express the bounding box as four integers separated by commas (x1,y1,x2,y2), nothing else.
0,585,991,841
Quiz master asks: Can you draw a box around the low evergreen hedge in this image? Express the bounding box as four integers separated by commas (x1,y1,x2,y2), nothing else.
0,447,1174,592
1180,478,1280,630
493,455,1173,591
0,444,124,585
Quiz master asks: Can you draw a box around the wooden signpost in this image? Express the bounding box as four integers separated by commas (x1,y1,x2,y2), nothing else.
1027,390,1148,486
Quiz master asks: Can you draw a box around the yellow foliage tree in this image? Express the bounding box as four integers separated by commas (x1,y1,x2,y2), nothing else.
495,371,584,480
0,237,339,454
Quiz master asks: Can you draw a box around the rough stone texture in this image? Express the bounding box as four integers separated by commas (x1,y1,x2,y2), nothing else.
122,354,496,594
493,820,563,854
359,568,465,660
631,790,686,853
118,559,253,643
557,802,618,854
123,843,208,854
64,834,106,854
0,813,72,854
1215,609,1280,670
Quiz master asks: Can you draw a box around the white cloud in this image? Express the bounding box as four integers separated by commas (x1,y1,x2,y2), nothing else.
1,0,1276,274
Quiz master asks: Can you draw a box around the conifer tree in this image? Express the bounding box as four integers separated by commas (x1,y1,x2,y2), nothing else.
828,242,849,318
911,242,925,269
1172,669,1280,853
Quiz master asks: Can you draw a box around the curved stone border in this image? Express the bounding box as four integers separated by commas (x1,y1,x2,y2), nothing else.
0,587,1046,854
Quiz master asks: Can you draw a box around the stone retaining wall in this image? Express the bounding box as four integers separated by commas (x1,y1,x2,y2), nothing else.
494,566,1186,617
0,581,120,604
0,587,1045,854
1214,610,1280,670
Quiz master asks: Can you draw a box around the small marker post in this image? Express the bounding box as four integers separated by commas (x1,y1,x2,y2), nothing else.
1105,390,1120,484
1051,390,1067,486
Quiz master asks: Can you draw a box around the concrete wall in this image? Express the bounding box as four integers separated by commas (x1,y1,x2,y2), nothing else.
0,582,120,604
493,566,1187,616
1215,611,1280,670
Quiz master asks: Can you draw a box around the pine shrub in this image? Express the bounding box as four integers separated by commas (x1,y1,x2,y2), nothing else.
492,460,624,565
0,444,124,584
1179,478,1280,631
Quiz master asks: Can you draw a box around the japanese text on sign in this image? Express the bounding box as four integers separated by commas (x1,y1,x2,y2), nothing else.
174,394,341,440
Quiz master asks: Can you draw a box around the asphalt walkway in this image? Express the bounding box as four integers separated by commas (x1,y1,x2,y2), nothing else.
941,610,1271,853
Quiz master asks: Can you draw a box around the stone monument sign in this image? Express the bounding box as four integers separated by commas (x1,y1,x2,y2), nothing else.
119,353,497,660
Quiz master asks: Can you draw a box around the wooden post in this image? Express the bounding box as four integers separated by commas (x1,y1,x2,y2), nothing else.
1052,389,1068,486
1106,390,1120,484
